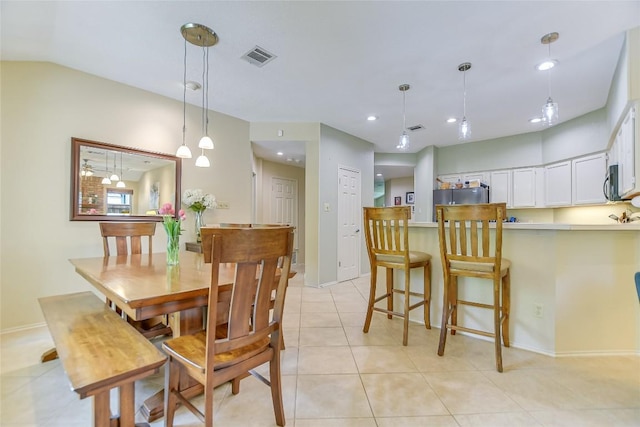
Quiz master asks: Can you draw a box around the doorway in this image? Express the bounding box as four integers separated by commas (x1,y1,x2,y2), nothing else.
270,177,298,263
337,166,361,282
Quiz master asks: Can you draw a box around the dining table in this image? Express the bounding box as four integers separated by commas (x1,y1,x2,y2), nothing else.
69,250,294,423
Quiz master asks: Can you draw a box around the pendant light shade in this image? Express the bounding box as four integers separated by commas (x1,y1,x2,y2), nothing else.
458,62,472,140
540,32,559,126
176,22,218,165
195,149,211,167
396,84,410,151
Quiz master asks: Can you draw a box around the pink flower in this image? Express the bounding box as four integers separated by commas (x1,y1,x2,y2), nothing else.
158,202,175,215
178,209,186,220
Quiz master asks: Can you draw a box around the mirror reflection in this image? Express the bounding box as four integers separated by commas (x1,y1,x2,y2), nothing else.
71,137,181,221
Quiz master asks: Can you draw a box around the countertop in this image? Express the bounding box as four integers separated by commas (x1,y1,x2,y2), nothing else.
409,222,640,231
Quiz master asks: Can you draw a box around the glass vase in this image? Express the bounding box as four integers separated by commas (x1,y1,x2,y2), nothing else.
194,210,204,243
166,233,180,266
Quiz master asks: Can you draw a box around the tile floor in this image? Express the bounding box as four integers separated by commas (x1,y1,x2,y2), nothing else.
1,271,639,426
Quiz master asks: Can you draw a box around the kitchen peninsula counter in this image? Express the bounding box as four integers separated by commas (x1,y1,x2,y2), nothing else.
403,222,639,356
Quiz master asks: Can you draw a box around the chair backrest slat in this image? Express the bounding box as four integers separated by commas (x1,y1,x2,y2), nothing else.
100,222,156,256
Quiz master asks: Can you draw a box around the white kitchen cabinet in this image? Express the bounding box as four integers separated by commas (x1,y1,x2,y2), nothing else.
490,170,511,207
545,161,572,206
512,168,537,207
572,153,607,205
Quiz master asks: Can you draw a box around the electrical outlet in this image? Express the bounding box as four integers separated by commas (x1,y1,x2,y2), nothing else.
534,304,543,318
217,201,230,209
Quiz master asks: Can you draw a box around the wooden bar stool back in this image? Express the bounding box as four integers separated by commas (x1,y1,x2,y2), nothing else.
99,222,172,340
162,226,294,427
435,203,511,372
363,206,432,346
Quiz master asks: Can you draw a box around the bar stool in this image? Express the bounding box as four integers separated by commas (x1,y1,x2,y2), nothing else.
435,203,510,372
363,206,432,346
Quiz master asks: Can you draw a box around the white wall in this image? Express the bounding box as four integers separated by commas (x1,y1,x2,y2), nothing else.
384,177,413,207
0,62,252,331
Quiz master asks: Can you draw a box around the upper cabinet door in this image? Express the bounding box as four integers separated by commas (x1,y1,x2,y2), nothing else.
512,168,536,207
545,161,572,206
572,153,607,205
490,170,512,207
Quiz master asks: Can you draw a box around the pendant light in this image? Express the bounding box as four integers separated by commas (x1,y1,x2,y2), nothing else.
458,62,471,140
101,151,111,185
116,152,126,188
109,152,119,181
80,159,93,177
396,84,410,151
175,33,192,159
541,32,559,126
177,23,218,167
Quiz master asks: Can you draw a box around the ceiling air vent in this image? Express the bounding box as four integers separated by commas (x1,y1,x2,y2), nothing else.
242,46,277,67
407,124,425,132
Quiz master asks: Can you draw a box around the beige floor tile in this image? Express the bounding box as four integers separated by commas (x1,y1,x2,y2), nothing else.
295,418,377,426
344,325,403,346
351,346,418,373
213,375,297,426
454,411,543,426
424,371,522,415
335,300,369,313
301,301,338,313
300,311,342,328
484,369,591,411
299,327,348,346
361,373,449,417
295,374,372,419
298,346,358,374
529,408,640,426
376,415,460,427
404,345,477,372
339,312,366,327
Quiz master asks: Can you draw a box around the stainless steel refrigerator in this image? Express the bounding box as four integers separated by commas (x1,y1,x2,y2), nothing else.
432,187,490,221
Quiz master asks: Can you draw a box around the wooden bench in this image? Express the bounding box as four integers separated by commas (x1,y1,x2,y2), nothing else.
39,292,167,427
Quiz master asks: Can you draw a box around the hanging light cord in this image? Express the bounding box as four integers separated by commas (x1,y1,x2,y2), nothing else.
462,68,467,118
402,90,407,133
182,36,187,145
546,42,552,99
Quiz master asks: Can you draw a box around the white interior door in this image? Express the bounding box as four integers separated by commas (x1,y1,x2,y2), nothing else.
337,167,361,282
271,177,298,262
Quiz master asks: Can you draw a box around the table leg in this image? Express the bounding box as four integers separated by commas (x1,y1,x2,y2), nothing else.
93,390,111,427
140,306,203,423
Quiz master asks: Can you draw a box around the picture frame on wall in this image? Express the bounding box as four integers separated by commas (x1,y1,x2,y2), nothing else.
394,196,402,206
406,192,415,204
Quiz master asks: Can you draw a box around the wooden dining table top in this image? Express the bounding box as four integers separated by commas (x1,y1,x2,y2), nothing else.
69,251,285,322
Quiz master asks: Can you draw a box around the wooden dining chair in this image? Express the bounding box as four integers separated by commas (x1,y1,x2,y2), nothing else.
162,226,294,427
435,203,511,372
362,206,432,346
99,222,172,340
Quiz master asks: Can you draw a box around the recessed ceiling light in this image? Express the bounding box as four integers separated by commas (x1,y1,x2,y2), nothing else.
529,117,543,124
536,59,557,71
276,151,284,156
286,158,293,162
376,173,382,177
367,115,378,121
446,118,457,123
